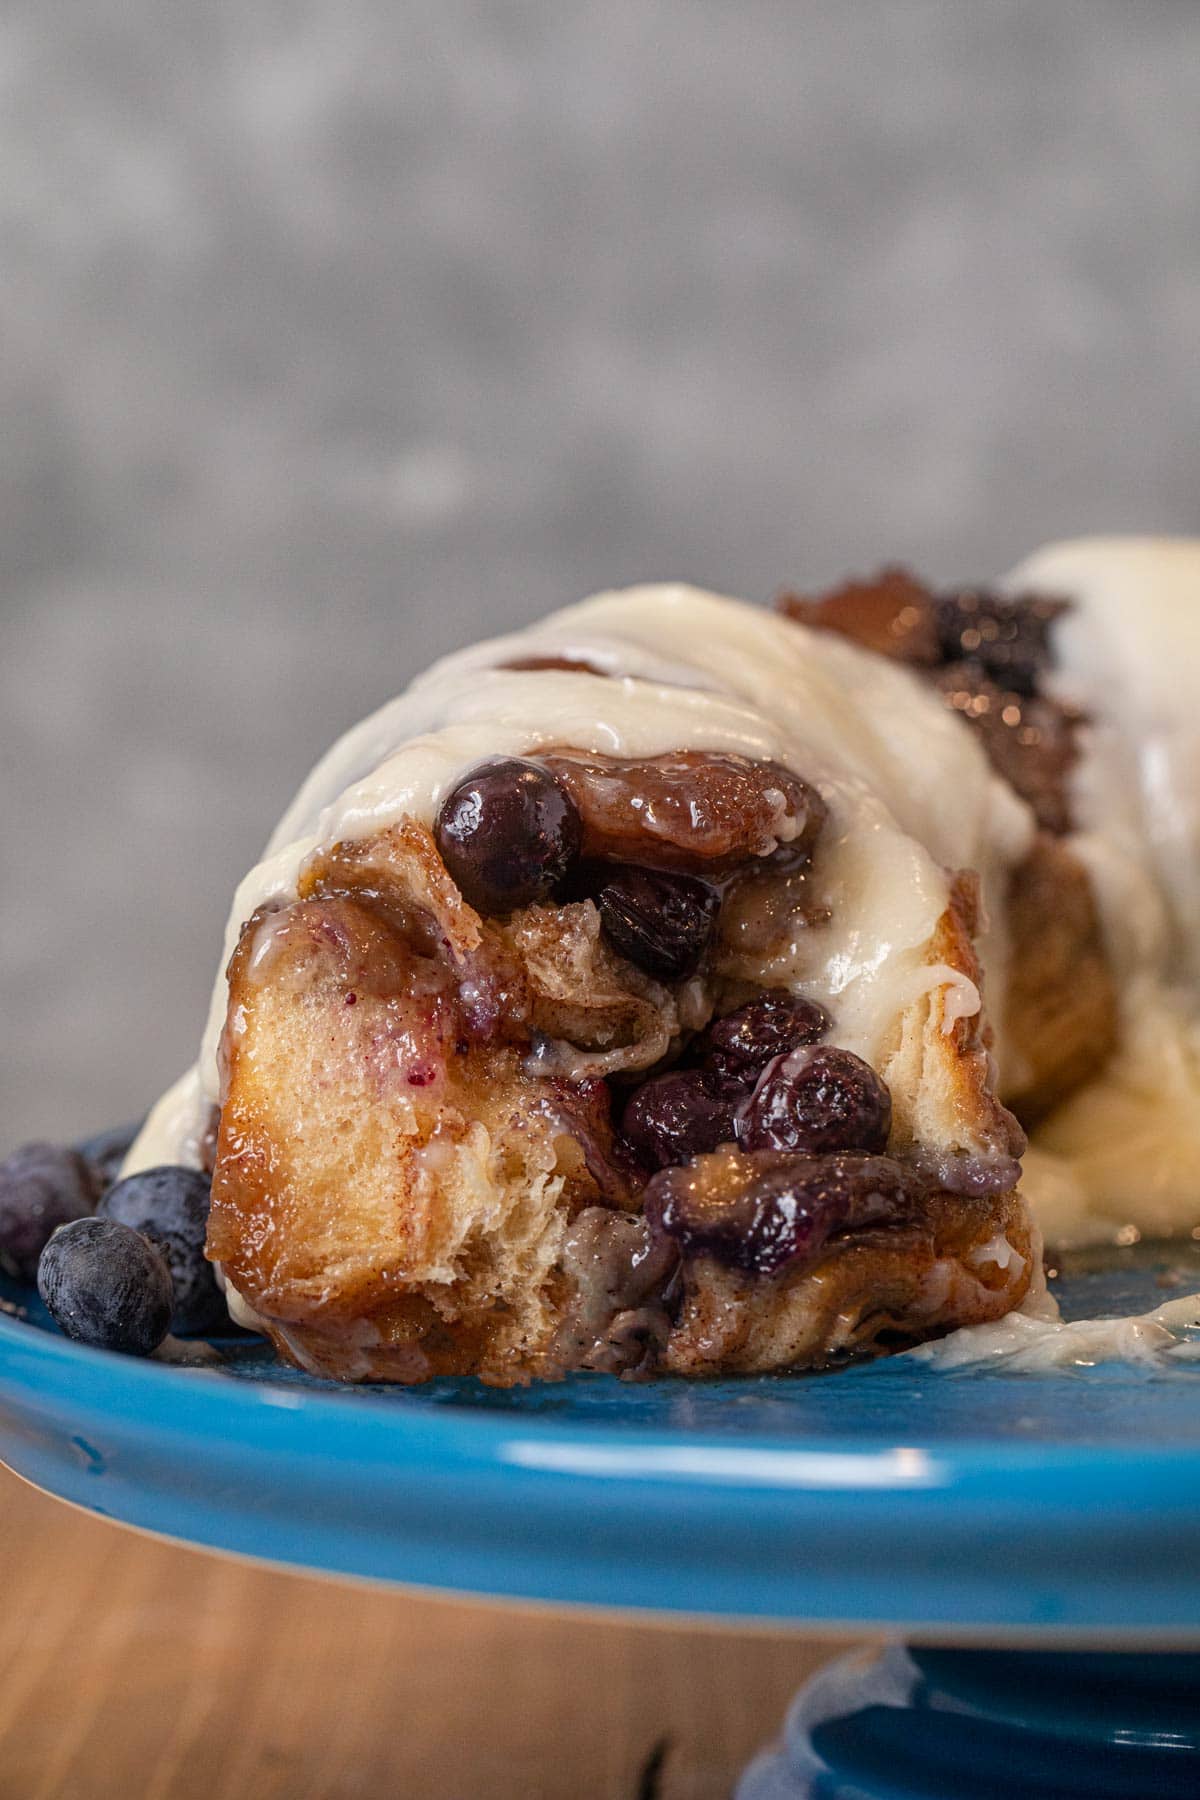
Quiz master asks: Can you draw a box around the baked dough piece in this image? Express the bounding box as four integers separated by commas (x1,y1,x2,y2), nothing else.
779,567,1119,1124
154,584,1038,1382
124,543,1200,1374
207,802,1029,1382
785,545,1200,1247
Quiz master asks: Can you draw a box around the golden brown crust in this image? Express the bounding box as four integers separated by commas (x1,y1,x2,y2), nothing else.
1003,835,1119,1125
208,806,1036,1384
209,888,572,1384
196,566,1135,1385
498,901,680,1072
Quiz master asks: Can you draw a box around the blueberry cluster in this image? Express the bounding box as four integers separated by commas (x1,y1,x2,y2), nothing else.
435,759,900,1276
435,758,720,980
0,1138,225,1357
623,991,909,1278
619,989,891,1173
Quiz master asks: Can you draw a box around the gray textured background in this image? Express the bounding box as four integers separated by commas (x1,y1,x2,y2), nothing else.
3,1,1198,1146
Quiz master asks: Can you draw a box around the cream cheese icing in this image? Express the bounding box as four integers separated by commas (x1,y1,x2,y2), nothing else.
126,583,1032,1174
909,1221,1200,1373
910,1281,1200,1371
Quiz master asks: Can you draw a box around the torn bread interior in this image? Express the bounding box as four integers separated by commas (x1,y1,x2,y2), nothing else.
127,548,1194,1384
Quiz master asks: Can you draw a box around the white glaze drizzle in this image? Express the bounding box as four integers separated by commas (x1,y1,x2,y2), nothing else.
908,1217,1200,1371
910,1285,1200,1371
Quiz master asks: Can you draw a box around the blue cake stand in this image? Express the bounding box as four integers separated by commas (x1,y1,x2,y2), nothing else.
2,1190,1199,1797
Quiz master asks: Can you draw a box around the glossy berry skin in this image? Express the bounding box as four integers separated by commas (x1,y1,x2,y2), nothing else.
594,865,720,981
700,989,830,1086
736,1045,891,1156
37,1217,174,1356
99,1166,225,1335
620,1070,739,1171
435,758,583,915
0,1142,99,1282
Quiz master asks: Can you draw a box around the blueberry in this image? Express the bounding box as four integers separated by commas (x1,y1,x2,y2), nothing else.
78,1121,141,1194
736,1045,891,1156
0,1142,99,1282
99,1166,224,1335
37,1217,173,1356
435,758,583,914
644,1148,922,1276
594,865,720,981
620,1069,739,1171
699,989,831,1086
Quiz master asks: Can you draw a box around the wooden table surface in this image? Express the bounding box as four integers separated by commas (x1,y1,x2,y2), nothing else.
0,1467,867,1799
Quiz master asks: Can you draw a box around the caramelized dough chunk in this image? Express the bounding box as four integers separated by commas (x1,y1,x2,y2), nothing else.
779,566,942,664
934,664,1082,836
1004,835,1119,1125
664,1185,1032,1375
209,895,572,1381
301,820,530,1043
781,569,1081,834
644,1147,923,1276
299,818,483,961
501,900,680,1073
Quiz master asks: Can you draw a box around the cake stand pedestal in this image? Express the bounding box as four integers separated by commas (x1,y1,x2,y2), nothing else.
738,1645,1200,1799
3,1181,1200,1800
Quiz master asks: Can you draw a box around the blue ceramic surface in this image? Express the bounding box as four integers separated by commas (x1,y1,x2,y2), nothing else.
1,1243,1199,1634
737,1646,1200,1798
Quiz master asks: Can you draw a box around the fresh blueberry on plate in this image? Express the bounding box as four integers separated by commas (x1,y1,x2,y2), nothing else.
0,1142,100,1282
99,1166,225,1335
37,1216,174,1357
77,1121,142,1194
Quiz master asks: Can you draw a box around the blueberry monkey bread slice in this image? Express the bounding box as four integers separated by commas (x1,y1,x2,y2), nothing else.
156,583,1051,1383
209,779,1029,1383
